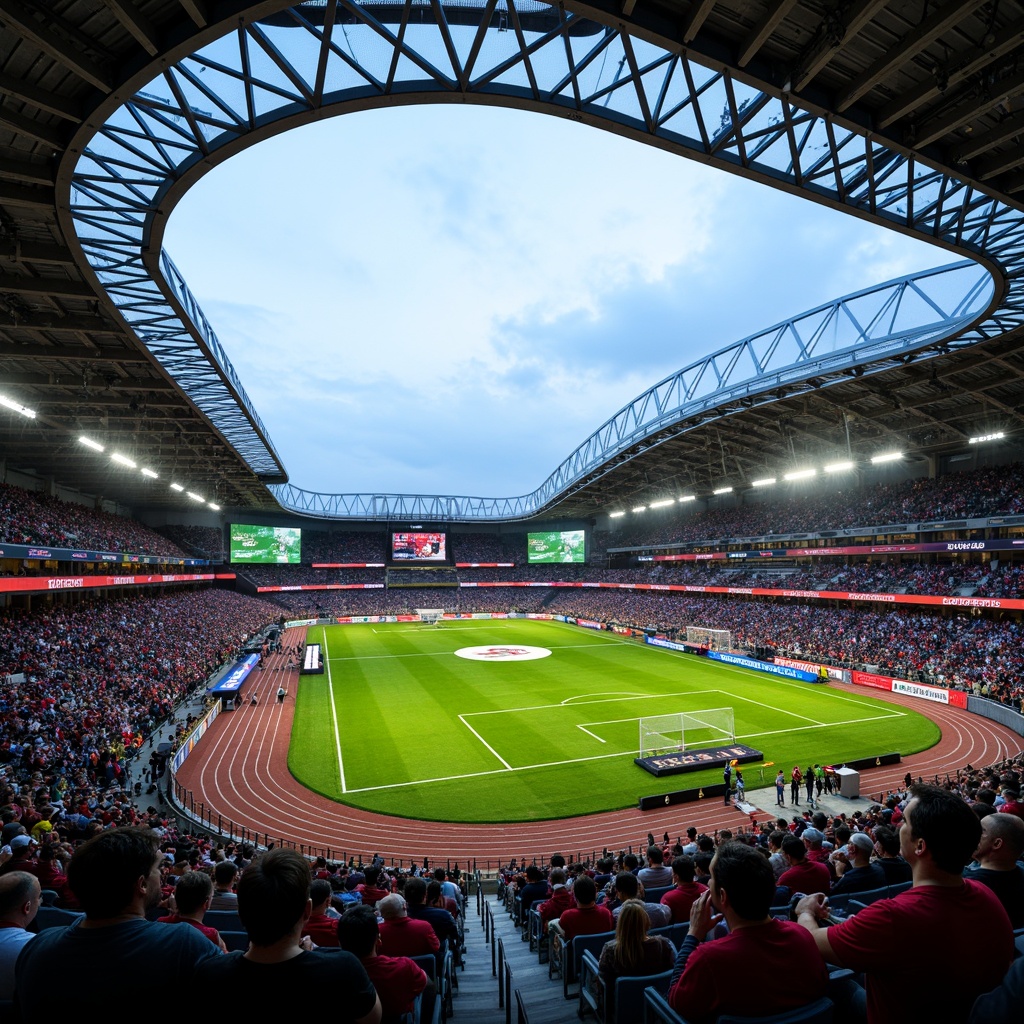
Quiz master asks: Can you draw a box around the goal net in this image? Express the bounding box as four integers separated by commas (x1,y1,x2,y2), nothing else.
638,709,736,758
416,608,444,626
685,626,732,651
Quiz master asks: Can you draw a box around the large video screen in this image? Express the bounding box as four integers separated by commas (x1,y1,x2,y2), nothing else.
230,524,302,564
527,530,586,564
391,531,447,562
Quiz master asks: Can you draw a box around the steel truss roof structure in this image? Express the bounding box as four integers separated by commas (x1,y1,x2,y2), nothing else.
2,2,1024,520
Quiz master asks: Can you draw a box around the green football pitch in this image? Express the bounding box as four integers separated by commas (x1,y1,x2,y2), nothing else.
287,618,939,823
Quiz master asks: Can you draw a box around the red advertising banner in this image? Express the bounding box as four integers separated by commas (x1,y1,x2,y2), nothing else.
255,583,384,592
0,573,225,594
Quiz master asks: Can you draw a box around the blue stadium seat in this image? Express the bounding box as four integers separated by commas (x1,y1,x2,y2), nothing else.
578,948,672,1024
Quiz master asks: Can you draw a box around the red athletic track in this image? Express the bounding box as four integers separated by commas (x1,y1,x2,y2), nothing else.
174,627,1023,864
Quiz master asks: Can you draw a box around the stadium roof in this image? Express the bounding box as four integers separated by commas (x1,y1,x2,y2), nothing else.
2,0,1024,522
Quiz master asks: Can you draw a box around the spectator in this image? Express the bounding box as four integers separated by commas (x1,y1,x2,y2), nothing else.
669,841,828,1021
0,872,39,999
404,876,459,956
777,835,830,897
597,899,674,996
551,874,613,948
377,892,439,959
337,903,429,1021
303,878,342,947
870,825,912,886
829,832,887,896
637,845,673,888
537,867,576,930
609,871,672,928
210,860,239,910
660,856,707,924
157,869,228,951
14,827,218,1010
795,784,1014,1024
964,812,1024,927
194,848,381,1018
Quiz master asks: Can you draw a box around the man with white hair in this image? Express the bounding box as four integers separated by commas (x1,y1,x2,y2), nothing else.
377,892,440,958
829,833,886,896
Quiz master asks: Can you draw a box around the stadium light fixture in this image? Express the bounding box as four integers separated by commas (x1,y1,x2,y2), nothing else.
649,498,675,509
824,461,854,473
608,510,626,518
632,505,647,513
784,468,816,481
752,477,776,487
186,491,205,502
969,432,1004,444
678,495,696,503
208,502,221,511
0,394,36,418
170,482,184,492
713,486,733,495
141,468,158,479
870,451,902,464
110,452,136,469
78,436,104,452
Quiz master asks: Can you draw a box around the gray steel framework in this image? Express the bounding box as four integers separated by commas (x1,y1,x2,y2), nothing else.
61,0,1024,521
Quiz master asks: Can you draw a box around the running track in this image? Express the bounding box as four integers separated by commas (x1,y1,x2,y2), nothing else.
174,628,1023,864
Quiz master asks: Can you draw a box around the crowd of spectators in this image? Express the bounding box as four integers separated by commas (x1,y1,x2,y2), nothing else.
155,525,224,560
598,462,1024,552
0,588,279,807
0,483,187,558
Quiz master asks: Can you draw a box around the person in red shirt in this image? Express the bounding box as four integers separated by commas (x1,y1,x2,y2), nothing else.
302,878,341,947
551,875,613,944
377,893,440,958
537,868,576,928
660,855,708,924
157,870,227,951
338,904,428,1019
356,865,391,907
777,836,830,897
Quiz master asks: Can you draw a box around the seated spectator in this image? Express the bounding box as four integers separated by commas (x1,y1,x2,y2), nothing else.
778,835,830,897
796,784,1013,1024
377,892,439,958
337,903,428,1023
15,827,218,1010
210,860,239,910
516,865,550,920
357,865,391,906
0,872,40,999
964,812,1024,927
829,832,887,896
660,856,707,924
669,842,828,1022
637,845,673,888
597,899,674,996
157,869,228,951
404,876,459,955
194,848,381,1018
608,871,672,928
303,878,342,947
537,867,576,929
871,824,913,886
551,874,613,947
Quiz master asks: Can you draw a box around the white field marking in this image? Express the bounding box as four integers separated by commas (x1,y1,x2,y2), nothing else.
322,639,630,663
726,689,827,726
577,726,607,743
322,631,347,794
457,714,513,770
343,708,904,794
465,689,721,718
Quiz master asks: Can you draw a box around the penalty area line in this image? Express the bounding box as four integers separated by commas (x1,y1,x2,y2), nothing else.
578,725,607,743
322,630,347,794
458,714,513,770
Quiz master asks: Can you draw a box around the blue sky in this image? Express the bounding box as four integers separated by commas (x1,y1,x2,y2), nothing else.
165,104,945,501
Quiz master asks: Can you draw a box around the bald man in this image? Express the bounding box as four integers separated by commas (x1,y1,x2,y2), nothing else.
965,811,1024,928
0,871,41,998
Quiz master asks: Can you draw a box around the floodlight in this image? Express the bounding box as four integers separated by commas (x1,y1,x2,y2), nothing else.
141,468,158,478
79,436,104,452
824,461,854,473
677,495,696,503
170,483,184,492
969,432,1004,444
752,477,776,487
608,510,626,518
110,452,136,468
784,468,816,481
649,499,675,509
713,486,733,495
632,505,647,513
186,491,205,502
0,394,36,418
208,502,221,511
870,452,902,464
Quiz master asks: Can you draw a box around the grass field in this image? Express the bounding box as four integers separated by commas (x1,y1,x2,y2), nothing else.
288,619,939,823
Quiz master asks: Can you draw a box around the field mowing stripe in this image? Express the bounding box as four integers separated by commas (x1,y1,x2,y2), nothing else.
457,714,513,770
322,631,347,794
344,707,906,794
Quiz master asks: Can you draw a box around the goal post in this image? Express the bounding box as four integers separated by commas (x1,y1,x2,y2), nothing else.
685,626,732,651
638,708,736,759
416,608,444,627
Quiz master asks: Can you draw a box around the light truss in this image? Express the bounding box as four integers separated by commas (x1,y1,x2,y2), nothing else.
59,0,1024,519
